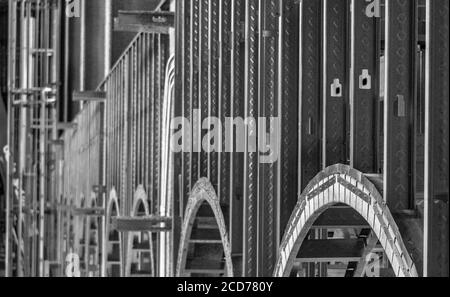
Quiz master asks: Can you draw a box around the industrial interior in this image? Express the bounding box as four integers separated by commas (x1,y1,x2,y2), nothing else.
0,0,448,277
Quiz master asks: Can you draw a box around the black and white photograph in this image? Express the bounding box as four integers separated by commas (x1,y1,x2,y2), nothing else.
0,0,448,283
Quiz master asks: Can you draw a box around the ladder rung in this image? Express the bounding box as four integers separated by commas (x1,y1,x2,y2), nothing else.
73,207,105,217
72,91,107,103
189,240,223,244
185,269,226,275
112,216,172,232
31,48,55,55
30,123,78,131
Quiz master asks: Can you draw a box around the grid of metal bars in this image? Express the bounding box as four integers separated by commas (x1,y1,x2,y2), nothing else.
3,0,448,278
6,0,61,277
57,31,170,277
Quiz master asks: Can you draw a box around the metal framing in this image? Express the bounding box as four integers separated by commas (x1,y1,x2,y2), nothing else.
229,0,245,269
2,0,449,278
350,0,379,173
242,0,259,277
176,178,233,277
278,0,299,260
424,0,449,277
298,0,322,197
6,0,62,277
322,0,348,168
274,164,418,277
383,0,416,211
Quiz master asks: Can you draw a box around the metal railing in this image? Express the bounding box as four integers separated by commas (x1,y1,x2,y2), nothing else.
58,31,171,276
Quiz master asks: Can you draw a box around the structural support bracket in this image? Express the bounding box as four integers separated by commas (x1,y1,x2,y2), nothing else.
72,91,107,103
112,216,172,232
114,11,175,34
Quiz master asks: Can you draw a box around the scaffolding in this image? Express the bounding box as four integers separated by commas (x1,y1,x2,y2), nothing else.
1,0,448,278
5,0,62,277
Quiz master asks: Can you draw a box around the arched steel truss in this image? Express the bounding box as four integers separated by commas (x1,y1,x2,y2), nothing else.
274,165,419,277
125,186,155,277
176,179,233,277
104,188,123,277
85,192,100,277
73,196,86,257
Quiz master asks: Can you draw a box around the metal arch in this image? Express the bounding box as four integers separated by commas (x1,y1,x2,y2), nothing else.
84,192,101,277
106,188,121,223
104,188,123,277
125,186,155,277
274,164,419,277
88,191,99,208
73,196,87,255
66,198,76,250
131,186,151,215
176,178,233,277
159,54,175,277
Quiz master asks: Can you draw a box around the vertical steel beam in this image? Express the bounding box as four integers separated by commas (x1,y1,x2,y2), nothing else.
243,0,259,277
384,0,416,211
208,0,219,189
230,0,245,273
350,0,378,173
121,54,129,277
190,0,200,188
424,0,449,277
322,0,348,168
299,0,322,191
181,0,192,214
149,35,155,211
5,0,17,277
218,0,231,206
199,0,209,178
79,0,86,103
257,0,280,277
278,0,299,238
172,0,185,277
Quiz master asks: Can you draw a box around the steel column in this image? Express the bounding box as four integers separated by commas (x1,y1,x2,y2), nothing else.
424,0,449,277
218,0,232,206
207,0,219,189
299,0,322,191
243,0,259,277
199,0,209,178
190,0,201,190
350,0,379,173
278,0,299,238
230,0,245,273
172,0,185,277
384,0,416,211
181,0,191,215
256,0,280,277
322,0,349,168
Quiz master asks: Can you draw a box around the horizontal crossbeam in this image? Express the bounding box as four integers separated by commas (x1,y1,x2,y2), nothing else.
114,11,175,34
72,208,105,217
296,239,365,263
112,216,172,232
72,91,107,103
312,207,369,229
